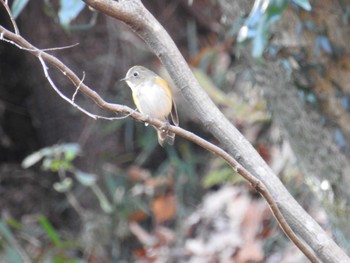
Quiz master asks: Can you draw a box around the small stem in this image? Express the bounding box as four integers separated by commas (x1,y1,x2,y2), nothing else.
57,169,85,216
0,0,20,34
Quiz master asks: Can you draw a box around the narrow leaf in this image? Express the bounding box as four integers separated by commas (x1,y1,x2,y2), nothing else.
21,150,44,168
0,220,16,243
11,0,29,19
53,178,73,193
292,0,312,11
58,0,85,27
38,215,62,248
91,185,113,213
74,170,96,186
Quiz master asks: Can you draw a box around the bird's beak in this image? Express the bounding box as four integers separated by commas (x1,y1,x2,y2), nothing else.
119,76,130,82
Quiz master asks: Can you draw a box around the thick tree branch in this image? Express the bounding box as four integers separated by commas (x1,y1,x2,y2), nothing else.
79,1,349,262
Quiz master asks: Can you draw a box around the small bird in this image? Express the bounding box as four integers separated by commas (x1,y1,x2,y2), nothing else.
121,65,179,146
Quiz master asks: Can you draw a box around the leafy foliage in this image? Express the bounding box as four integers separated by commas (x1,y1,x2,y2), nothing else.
22,143,81,171
238,0,311,59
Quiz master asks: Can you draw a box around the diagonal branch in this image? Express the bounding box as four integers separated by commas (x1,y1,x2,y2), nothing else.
79,1,349,262
0,20,320,263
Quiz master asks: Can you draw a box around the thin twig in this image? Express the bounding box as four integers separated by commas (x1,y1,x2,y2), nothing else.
40,43,80,52
37,54,98,119
38,53,129,121
96,110,136,120
72,71,85,102
0,0,19,34
0,33,79,52
57,169,86,216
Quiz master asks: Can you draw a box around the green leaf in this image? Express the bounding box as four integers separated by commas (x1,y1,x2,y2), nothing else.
267,0,287,18
58,0,85,27
61,143,81,161
292,0,311,11
22,143,80,169
38,215,62,248
11,0,29,19
237,0,284,58
6,219,22,231
91,185,113,213
252,15,269,59
53,177,73,193
238,0,312,59
74,170,97,187
0,221,25,263
49,159,73,172
41,157,54,171
0,220,16,243
21,150,44,168
202,168,234,188
4,246,23,263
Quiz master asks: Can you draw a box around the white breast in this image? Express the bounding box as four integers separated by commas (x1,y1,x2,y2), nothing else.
133,80,172,121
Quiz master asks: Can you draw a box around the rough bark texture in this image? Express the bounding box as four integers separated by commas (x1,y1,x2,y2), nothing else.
250,59,350,238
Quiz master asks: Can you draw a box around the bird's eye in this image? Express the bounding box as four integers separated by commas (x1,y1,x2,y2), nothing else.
133,71,139,77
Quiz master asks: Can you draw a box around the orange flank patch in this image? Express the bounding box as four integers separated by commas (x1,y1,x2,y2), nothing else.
132,92,142,113
155,77,172,100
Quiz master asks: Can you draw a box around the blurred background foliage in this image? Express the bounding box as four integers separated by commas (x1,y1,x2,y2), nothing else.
1,0,350,262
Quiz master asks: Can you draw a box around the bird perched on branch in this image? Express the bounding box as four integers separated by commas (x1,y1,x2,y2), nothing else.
121,65,179,146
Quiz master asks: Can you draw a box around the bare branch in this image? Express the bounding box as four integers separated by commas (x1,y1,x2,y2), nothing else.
40,43,80,52
0,0,19,34
37,54,97,119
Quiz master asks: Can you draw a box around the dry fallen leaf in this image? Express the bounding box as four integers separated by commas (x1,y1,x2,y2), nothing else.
151,194,177,223
128,210,148,223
